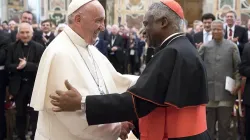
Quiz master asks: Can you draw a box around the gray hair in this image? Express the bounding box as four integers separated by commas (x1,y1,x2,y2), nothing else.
211,20,224,26
18,22,33,33
148,2,184,32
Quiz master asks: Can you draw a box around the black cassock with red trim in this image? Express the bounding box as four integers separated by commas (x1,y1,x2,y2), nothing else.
85,33,208,126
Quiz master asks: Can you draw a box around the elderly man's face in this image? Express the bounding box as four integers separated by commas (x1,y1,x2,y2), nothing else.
18,23,33,43
143,14,162,47
111,26,119,35
79,1,105,45
212,23,224,40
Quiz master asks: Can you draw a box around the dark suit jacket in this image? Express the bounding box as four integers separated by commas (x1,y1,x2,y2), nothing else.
95,39,108,57
108,34,125,64
239,43,250,106
0,30,12,89
43,33,55,47
0,30,12,65
5,40,45,96
193,31,203,44
224,25,248,55
10,28,44,46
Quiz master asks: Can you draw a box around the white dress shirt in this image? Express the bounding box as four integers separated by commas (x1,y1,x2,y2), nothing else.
203,30,212,44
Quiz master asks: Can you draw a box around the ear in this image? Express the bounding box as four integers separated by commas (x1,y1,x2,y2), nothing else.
161,17,168,28
74,15,81,24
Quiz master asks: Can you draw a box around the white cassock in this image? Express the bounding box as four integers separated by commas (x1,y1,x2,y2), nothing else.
30,25,138,140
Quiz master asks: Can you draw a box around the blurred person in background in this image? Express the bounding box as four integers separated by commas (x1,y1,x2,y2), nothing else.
189,20,203,36
0,27,12,140
10,11,44,46
108,24,125,73
127,31,138,75
5,23,45,140
224,10,248,56
54,23,67,36
247,19,250,42
9,20,17,33
2,21,9,33
194,13,215,49
41,19,55,47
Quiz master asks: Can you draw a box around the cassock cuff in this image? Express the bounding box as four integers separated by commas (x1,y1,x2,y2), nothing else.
81,96,86,113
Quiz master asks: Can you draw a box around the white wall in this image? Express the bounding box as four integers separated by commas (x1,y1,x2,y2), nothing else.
203,0,214,14
0,0,8,21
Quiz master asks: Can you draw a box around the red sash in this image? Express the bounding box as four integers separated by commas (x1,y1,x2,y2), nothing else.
139,105,207,140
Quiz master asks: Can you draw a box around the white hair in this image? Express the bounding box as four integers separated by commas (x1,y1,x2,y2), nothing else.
18,22,33,33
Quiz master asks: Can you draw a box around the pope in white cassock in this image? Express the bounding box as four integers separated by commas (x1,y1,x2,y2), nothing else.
30,0,138,139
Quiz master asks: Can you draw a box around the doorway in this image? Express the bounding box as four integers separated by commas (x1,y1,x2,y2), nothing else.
175,0,203,27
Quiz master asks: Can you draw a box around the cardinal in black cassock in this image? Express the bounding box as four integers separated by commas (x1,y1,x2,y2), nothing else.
50,0,210,139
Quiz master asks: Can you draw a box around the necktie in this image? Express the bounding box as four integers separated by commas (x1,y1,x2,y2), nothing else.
229,28,232,38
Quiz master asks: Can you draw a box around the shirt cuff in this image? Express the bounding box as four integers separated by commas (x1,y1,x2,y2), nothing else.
81,96,86,113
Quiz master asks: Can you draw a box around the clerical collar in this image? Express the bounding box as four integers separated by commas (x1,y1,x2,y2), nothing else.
63,25,87,48
21,41,30,46
160,32,185,46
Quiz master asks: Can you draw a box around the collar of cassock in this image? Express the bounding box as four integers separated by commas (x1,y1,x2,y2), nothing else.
64,25,87,48
20,40,31,47
160,32,185,47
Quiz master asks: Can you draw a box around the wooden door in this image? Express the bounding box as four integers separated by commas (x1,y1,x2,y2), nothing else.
175,0,203,27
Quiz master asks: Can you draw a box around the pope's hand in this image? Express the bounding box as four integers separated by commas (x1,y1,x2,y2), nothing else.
50,80,82,112
119,122,134,140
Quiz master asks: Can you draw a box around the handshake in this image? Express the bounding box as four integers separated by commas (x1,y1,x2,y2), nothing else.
119,121,135,140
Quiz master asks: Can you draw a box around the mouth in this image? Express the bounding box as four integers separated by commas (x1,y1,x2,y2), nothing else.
94,31,99,37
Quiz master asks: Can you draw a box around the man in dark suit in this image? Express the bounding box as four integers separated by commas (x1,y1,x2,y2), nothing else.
108,25,125,74
239,43,250,140
224,10,248,55
193,13,215,49
10,11,44,46
94,37,108,56
0,30,11,140
5,23,44,140
41,19,55,47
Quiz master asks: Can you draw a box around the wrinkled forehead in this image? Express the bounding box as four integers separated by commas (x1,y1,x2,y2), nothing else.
211,23,223,28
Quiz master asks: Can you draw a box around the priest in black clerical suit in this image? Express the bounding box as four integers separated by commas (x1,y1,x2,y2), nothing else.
50,1,210,140
5,23,44,140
